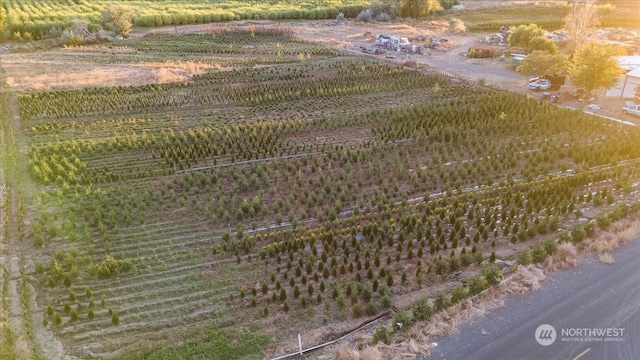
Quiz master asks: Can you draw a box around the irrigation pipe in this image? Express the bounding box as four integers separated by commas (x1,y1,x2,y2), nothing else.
265,270,516,360
267,311,391,360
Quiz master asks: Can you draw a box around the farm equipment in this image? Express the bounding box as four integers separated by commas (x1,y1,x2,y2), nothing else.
360,46,385,55
486,26,510,45
542,73,565,91
542,92,560,103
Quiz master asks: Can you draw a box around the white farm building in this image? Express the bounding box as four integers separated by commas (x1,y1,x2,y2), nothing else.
605,56,640,99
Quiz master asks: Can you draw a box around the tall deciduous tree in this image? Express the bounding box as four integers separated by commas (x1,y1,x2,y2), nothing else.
508,24,545,53
517,51,570,76
371,0,397,15
568,42,626,96
563,0,600,55
398,0,442,18
102,5,135,37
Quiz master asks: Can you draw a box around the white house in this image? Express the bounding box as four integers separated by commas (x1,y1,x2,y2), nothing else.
605,56,640,98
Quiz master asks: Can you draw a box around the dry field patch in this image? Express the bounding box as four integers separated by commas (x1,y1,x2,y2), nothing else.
1,56,216,91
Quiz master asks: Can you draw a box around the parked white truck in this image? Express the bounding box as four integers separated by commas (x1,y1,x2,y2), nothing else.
388,36,410,51
623,101,640,117
375,34,410,51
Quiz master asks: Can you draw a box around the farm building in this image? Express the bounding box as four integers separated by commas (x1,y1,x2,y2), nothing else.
617,56,640,71
605,56,640,98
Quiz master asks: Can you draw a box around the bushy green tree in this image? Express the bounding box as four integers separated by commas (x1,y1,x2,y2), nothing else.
372,325,391,345
393,308,413,330
508,24,545,53
398,0,442,18
439,0,456,10
434,291,451,310
528,36,557,54
102,5,135,37
412,296,433,321
518,51,570,76
568,42,626,96
450,285,467,304
468,275,486,295
381,294,392,309
482,264,503,285
352,300,364,318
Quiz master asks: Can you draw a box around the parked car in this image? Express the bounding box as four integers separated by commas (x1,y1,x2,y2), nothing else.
584,103,601,113
528,79,551,91
388,36,410,51
622,101,640,117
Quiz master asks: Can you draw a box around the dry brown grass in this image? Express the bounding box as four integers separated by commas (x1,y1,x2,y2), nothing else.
0,55,217,91
336,344,360,360
449,19,467,34
544,242,578,271
360,346,382,360
599,252,615,264
388,24,420,34
580,217,640,256
582,230,619,254
377,341,429,360
612,218,640,245
63,45,138,53
365,265,547,358
378,288,508,359
502,265,545,295
141,60,218,83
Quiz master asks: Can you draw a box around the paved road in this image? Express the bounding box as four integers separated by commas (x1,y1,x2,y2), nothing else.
429,238,640,360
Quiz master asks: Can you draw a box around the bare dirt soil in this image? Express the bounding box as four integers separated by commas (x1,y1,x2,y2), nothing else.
0,53,216,92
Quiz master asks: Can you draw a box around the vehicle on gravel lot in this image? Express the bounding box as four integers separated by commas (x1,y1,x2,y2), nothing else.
512,54,526,68
375,34,391,46
528,78,551,91
623,101,640,117
584,103,602,113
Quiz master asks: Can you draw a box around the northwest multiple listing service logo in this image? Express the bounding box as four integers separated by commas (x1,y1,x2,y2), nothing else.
535,324,557,346
535,324,625,346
